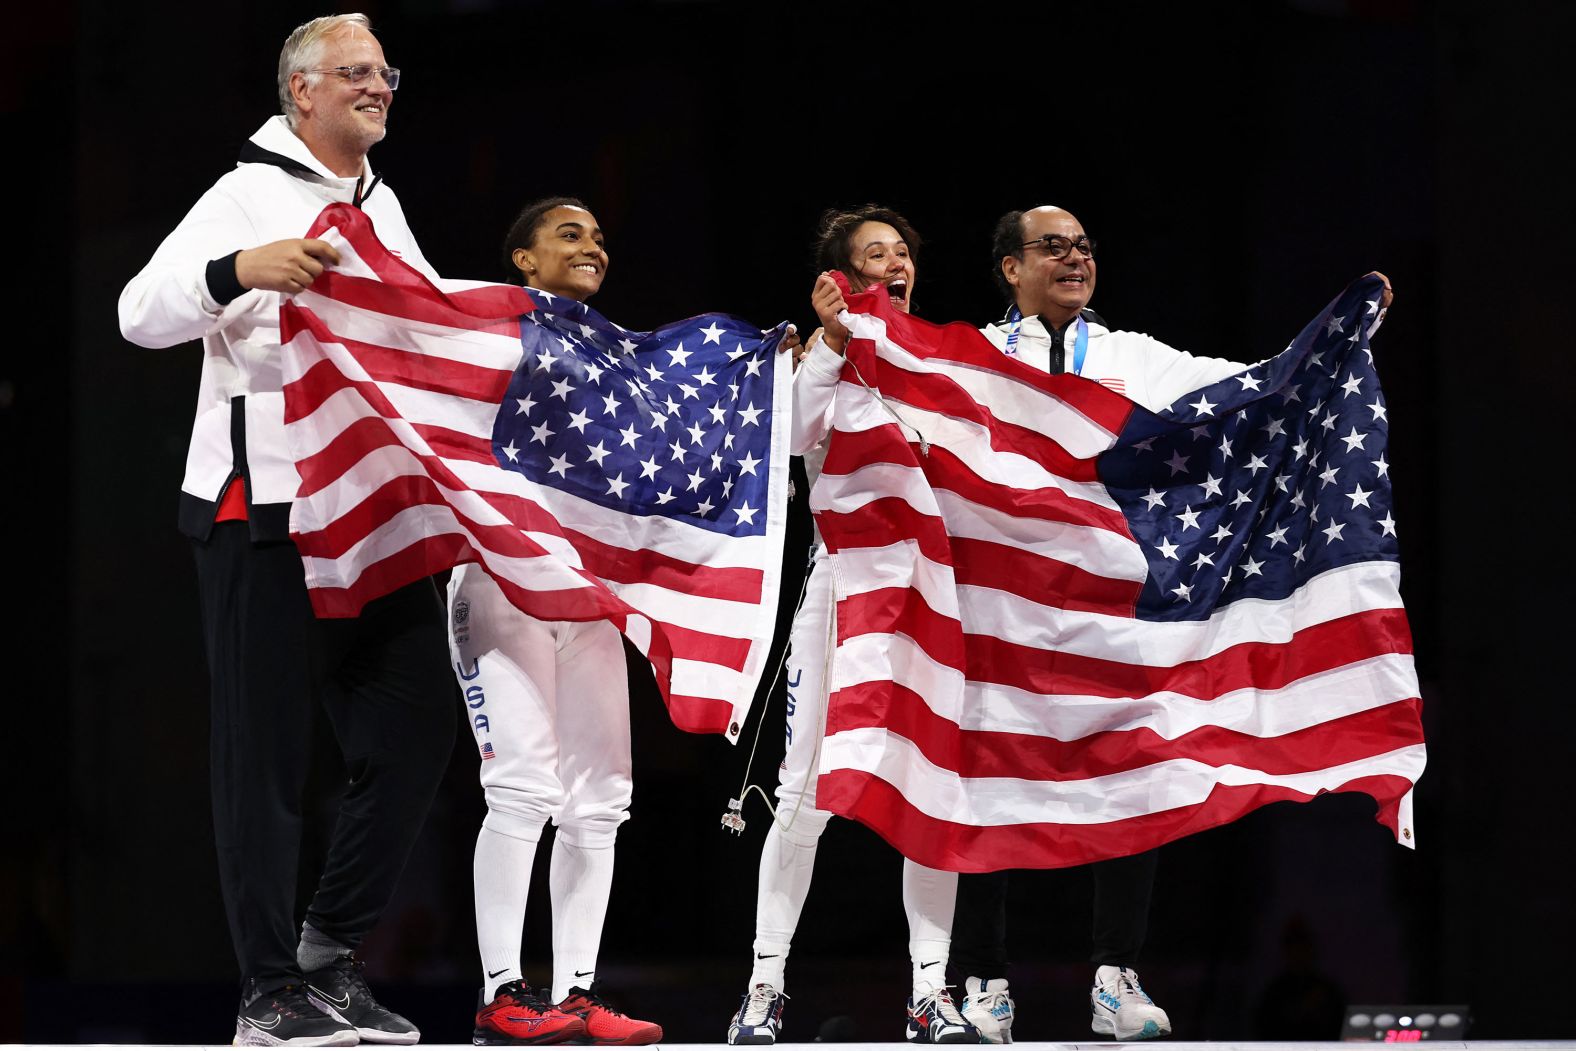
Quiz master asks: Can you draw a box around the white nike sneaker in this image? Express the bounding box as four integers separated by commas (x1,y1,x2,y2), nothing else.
906,986,980,1043
728,982,788,1045
961,976,1014,1043
1090,965,1171,1041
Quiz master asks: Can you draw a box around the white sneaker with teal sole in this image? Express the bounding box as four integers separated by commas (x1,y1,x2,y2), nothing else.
1090,965,1171,1041
961,976,1014,1043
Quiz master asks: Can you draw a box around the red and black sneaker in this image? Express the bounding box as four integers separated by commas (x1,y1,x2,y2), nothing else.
474,980,587,1045
557,984,663,1045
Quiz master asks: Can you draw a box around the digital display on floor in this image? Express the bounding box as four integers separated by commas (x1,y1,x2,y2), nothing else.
1342,1005,1469,1042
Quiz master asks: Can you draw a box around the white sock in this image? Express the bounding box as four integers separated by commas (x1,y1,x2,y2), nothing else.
549,837,616,1003
475,818,546,1002
748,821,821,991
903,859,957,997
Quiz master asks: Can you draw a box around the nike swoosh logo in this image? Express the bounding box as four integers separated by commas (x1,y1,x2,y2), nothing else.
488,968,509,978
920,960,940,969
311,986,351,1011
254,1014,283,1030
756,953,779,960
574,970,594,977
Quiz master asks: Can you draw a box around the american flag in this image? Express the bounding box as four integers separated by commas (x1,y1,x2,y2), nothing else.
810,277,1425,872
278,204,790,740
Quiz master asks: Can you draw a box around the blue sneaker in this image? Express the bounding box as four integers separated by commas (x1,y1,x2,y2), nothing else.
1090,966,1171,1041
906,987,979,1043
961,977,1014,1043
728,983,787,1045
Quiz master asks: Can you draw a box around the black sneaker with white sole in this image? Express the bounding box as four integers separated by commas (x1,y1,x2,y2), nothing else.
306,951,421,1044
236,982,359,1047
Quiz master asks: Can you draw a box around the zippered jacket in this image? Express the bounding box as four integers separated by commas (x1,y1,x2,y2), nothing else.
119,115,435,541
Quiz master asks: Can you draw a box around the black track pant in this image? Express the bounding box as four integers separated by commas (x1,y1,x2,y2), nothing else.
951,849,1160,977
193,523,456,992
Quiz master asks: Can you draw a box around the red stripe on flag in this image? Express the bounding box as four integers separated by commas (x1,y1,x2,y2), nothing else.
951,535,1142,618
821,426,1131,537
819,420,921,475
666,694,742,737
291,413,491,503
282,349,351,424
920,444,1132,536
300,485,755,672
659,621,753,673
304,534,612,622
282,304,513,410
303,203,536,325
812,498,954,565
294,473,567,565
413,423,494,463
294,417,407,497
288,357,489,501
815,769,1417,872
836,587,965,671
840,300,1135,435
862,362,1103,482
479,491,766,602
825,678,1424,781
961,606,1414,699
292,469,765,606
312,271,527,335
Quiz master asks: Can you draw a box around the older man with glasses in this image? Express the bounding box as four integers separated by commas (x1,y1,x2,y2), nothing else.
119,13,452,1046
955,205,1396,1042
953,204,1253,1044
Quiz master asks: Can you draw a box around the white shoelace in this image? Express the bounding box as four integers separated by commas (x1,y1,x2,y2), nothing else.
971,988,1012,1013
919,988,968,1026
1103,968,1153,1005
739,985,785,1025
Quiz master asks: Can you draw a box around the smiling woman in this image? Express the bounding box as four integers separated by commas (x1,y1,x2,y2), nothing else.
724,206,983,1047
801,205,920,358
502,196,608,298
446,196,663,1046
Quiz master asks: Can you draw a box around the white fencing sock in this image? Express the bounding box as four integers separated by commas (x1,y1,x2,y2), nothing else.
903,859,958,996
474,817,546,1002
548,837,616,1003
748,820,823,991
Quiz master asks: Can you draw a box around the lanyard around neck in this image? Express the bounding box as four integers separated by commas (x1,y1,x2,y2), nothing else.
1003,306,1087,375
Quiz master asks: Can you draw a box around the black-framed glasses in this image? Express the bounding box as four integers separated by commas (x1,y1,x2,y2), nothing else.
309,64,401,90
1020,234,1096,260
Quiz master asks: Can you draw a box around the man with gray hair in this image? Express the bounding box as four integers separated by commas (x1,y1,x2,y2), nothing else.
119,14,452,1046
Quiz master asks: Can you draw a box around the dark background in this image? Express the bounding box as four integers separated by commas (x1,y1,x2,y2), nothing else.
3,0,1573,1043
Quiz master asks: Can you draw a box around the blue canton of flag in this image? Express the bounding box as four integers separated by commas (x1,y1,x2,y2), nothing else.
495,289,786,538
1100,276,1397,621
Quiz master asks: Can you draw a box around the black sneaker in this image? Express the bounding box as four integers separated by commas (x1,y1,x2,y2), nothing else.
305,952,420,1045
236,982,359,1047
